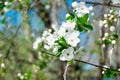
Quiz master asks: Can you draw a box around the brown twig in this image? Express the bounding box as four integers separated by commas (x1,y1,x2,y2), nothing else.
85,1,120,8
41,50,120,72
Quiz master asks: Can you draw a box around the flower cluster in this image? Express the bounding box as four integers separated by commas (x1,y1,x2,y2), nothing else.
33,1,93,62
98,8,119,46
72,2,93,17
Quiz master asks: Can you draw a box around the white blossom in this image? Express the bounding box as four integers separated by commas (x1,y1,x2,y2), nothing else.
74,2,90,17
102,37,106,41
60,47,74,61
46,34,57,46
103,65,109,70
42,30,50,37
114,18,117,22
118,69,120,71
4,2,9,5
66,13,70,18
62,21,76,30
20,75,24,80
112,40,116,44
99,20,104,27
57,27,66,37
103,20,107,24
48,29,52,33
88,6,93,11
104,24,108,27
45,5,50,10
3,7,9,13
1,63,5,68
72,1,78,8
64,30,80,47
102,44,106,48
17,73,21,77
109,10,113,13
33,37,42,50
51,23,59,31
110,26,115,32
104,33,109,37
110,15,114,19
44,45,51,50
104,14,108,18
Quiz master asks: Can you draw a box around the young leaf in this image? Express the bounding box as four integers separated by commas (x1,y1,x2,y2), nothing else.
81,13,89,23
104,69,117,79
56,52,62,57
39,59,47,70
58,37,69,47
95,40,101,45
102,39,112,45
75,24,84,32
66,13,75,20
109,34,118,40
84,23,93,30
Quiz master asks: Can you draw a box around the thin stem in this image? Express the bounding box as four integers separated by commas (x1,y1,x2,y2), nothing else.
63,63,70,80
41,50,120,72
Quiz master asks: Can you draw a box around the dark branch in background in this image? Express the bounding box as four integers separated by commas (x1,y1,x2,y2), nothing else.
85,1,120,8
33,0,51,28
5,0,31,58
41,50,120,72
6,24,21,58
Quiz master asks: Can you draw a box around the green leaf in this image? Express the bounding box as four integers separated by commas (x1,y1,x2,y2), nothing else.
77,14,89,23
39,59,47,70
82,13,89,23
95,40,101,45
104,69,117,79
8,0,14,2
58,37,69,47
66,13,75,20
25,70,32,79
0,3,4,9
109,34,118,40
102,39,112,45
37,42,43,51
68,60,73,65
0,18,5,24
56,52,62,57
75,24,87,32
84,23,93,30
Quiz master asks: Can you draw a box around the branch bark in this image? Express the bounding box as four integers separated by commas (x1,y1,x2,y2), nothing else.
85,1,120,8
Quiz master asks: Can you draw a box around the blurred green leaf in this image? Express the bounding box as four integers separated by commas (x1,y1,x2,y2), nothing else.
39,59,47,70
56,52,61,57
95,40,101,45
102,39,112,45
25,70,32,80
104,69,117,79
109,34,118,40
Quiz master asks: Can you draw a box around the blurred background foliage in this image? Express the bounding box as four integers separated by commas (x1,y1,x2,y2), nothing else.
0,0,120,80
